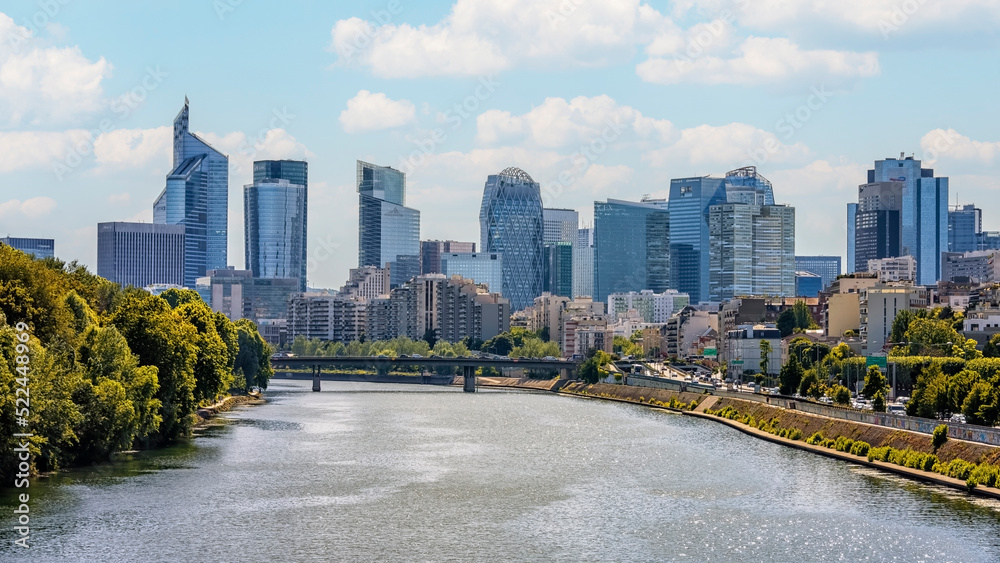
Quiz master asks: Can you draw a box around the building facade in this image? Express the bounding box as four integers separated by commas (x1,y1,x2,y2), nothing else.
440,252,504,295
941,251,999,284
287,293,367,343
608,290,690,324
97,222,185,288
420,240,476,274
573,227,594,298
543,208,579,245
949,204,981,253
357,160,421,288
723,323,785,379
795,272,823,298
860,285,928,354
195,268,299,322
794,256,842,290
0,237,54,259
709,203,795,300
868,255,917,283
479,167,544,312
668,176,727,304
153,99,229,287
544,242,573,298
851,181,903,273
593,197,670,303
244,178,307,291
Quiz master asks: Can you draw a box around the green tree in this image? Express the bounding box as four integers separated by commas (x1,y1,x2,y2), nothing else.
952,338,983,361
792,300,816,330
779,354,804,395
946,369,980,414
234,319,274,391
482,333,514,356
759,339,773,376
159,288,203,309
983,334,1000,358
776,309,796,337
862,365,888,408
904,317,962,357
799,370,821,398
962,381,998,426
908,363,949,418
422,327,438,349
176,302,234,404
890,309,915,346
831,384,851,405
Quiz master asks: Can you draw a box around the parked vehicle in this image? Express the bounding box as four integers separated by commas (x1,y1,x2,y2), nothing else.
886,404,906,415
950,413,967,424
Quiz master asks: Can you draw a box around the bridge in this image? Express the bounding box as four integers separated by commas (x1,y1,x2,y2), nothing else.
269,356,581,392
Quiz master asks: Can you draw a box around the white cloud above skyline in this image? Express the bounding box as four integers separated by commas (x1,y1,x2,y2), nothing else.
339,90,417,133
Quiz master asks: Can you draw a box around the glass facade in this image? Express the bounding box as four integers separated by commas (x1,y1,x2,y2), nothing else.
709,204,795,300
357,161,420,288
573,228,594,299
794,256,842,290
543,242,573,297
480,167,545,311
593,198,670,303
0,237,54,259
441,252,503,294
668,176,727,304
543,208,579,244
868,157,948,285
97,222,185,288
244,179,307,291
153,99,229,287
949,204,981,253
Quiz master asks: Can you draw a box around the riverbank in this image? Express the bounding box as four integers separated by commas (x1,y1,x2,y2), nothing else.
475,378,1000,500
195,392,266,425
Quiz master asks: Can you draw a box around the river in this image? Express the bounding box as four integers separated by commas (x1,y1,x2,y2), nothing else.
3,379,1000,562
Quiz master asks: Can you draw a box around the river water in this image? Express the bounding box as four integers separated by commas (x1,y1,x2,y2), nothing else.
3,379,1000,562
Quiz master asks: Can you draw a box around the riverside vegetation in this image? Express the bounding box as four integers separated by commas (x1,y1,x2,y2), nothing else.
0,247,274,485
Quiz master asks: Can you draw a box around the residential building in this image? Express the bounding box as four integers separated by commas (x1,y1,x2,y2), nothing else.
709,203,795,299
563,315,613,358
723,323,785,379
420,240,476,274
820,273,880,339
357,160,421,288
949,204,982,253
794,256,842,290
860,284,928,354
607,290,690,323
862,155,948,284
868,255,917,283
941,251,1000,284
593,197,670,303
850,181,903,274
518,293,605,347
441,252,503,295
339,266,390,300
97,222,185,288
244,178,307,291
195,268,298,322
543,242,573,297
287,293,367,343
573,227,594,298
663,306,719,359
543,208,579,245
795,271,823,298
479,167,544,311
153,98,229,287
0,237,54,259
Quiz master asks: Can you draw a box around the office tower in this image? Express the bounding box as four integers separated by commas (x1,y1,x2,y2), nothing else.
420,240,476,274
244,178,307,291
441,252,503,295
479,167,544,311
794,256,841,291
669,176,727,304
850,181,903,273
795,272,823,298
543,208,579,244
593,197,670,303
97,222,185,287
941,251,1000,284
251,159,308,289
949,204,982,253
357,160,421,288
866,155,948,285
847,203,857,274
980,232,1000,251
573,228,594,298
195,268,298,322
724,166,775,205
709,203,795,300
0,237,54,259
543,242,573,297
254,159,308,187
153,98,228,287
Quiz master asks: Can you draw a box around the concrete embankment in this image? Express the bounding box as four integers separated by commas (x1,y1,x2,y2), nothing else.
480,379,1000,500
196,393,265,424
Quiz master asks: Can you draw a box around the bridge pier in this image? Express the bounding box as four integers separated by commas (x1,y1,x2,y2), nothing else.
312,365,321,392
463,366,476,393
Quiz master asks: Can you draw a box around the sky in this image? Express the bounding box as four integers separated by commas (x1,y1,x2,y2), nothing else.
0,0,998,289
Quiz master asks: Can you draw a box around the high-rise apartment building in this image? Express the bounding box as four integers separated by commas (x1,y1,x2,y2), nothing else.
867,255,917,283
593,197,670,303
244,178,307,290
857,155,948,285
709,203,795,300
420,240,476,274
794,256,842,290
607,290,690,323
153,99,229,287
479,167,544,312
0,237,54,259
357,160,420,288
97,222,185,288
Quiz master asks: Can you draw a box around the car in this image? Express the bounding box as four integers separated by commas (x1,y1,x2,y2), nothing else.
950,413,967,424
897,396,910,405
819,396,833,404
887,404,906,415
543,356,558,361
412,354,422,358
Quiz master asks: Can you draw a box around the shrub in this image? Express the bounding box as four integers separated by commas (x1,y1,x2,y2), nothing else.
806,432,825,445
868,446,893,462
970,464,1000,489
787,428,803,441
944,459,976,480
850,441,871,457
932,424,949,451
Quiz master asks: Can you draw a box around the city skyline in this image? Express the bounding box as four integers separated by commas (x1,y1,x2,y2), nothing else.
1,2,998,289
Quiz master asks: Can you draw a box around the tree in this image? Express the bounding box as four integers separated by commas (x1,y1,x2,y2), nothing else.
962,381,998,426
578,350,611,384
890,310,915,345
779,354,804,395
831,384,851,405
952,338,983,361
946,369,980,414
482,333,514,356
759,339,773,376
159,288,203,309
799,370,821,398
422,327,438,349
776,309,796,337
908,363,949,418
862,365,888,408
904,317,962,357
983,335,1000,358
792,300,816,330
538,326,550,342
176,302,234,404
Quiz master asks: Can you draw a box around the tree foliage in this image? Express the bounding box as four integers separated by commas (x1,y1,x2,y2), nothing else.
779,354,803,395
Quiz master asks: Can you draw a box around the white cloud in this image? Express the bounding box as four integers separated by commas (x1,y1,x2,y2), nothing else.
0,13,112,126
329,0,670,77
0,129,91,173
108,192,130,204
92,126,172,171
637,37,879,87
339,90,416,133
643,122,810,169
920,129,1000,165
197,128,312,179
0,196,57,219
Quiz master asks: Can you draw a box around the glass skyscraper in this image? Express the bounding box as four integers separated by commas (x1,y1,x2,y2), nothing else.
949,204,981,253
479,167,544,311
246,160,308,291
668,176,727,304
153,98,229,287
0,237,54,259
593,197,670,303
544,242,573,297
709,203,795,300
357,160,420,288
794,256,842,290
867,156,948,285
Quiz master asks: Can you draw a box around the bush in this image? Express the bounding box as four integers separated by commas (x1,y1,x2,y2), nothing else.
932,424,949,451
970,464,1000,489
806,432,824,445
868,446,893,462
850,441,871,457
787,428,803,441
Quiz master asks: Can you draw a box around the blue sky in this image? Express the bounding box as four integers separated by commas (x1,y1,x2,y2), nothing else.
1,0,998,288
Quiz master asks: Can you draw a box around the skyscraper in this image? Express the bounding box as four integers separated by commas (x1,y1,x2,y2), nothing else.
357,160,421,288
794,256,842,290
420,240,476,274
573,228,594,299
709,203,795,300
851,181,903,273
244,178,307,291
543,242,573,297
669,176,727,304
97,222,185,288
0,237,54,259
593,197,670,303
543,208,579,244
479,167,544,312
866,155,948,285
949,204,982,253
153,98,229,287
